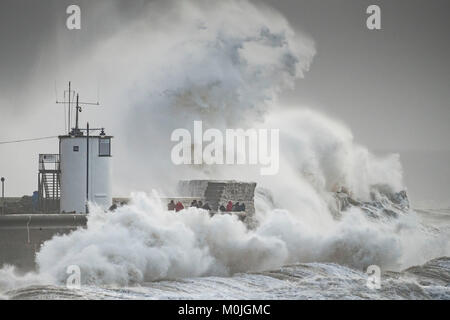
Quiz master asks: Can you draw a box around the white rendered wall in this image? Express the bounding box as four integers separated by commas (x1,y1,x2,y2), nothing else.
60,136,112,213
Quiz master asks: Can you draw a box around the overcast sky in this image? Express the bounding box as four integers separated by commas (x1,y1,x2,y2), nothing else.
0,0,449,205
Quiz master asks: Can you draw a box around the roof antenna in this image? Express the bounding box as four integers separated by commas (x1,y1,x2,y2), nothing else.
56,82,74,134
56,82,101,136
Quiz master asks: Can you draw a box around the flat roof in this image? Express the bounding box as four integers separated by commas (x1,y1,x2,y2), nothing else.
59,135,113,139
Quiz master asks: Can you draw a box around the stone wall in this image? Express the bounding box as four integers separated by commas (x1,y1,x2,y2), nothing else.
176,180,257,226
177,180,210,197
0,214,86,271
219,181,256,214
219,182,256,227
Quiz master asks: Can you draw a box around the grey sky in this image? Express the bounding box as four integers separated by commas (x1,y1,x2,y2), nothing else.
0,0,449,205
265,0,450,152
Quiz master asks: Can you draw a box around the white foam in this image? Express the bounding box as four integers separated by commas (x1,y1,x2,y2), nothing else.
1,0,449,292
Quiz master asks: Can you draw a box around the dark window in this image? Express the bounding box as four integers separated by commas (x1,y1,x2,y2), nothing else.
73,146,79,152
99,138,111,157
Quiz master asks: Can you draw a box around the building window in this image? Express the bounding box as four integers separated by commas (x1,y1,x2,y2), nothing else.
99,138,111,157
73,146,79,152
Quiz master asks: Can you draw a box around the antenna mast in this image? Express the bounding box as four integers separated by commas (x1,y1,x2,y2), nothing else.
56,82,100,135
56,82,75,134
75,94,80,131
68,82,71,132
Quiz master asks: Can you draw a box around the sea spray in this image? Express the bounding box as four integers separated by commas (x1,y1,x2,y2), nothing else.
0,0,449,293
61,0,316,194
32,189,448,286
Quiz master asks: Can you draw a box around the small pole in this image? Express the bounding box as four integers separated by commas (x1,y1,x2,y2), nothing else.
1,177,5,215
68,82,71,133
75,94,80,131
86,122,89,214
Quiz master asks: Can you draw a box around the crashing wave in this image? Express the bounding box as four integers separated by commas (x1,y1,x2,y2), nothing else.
333,186,409,220
3,257,449,300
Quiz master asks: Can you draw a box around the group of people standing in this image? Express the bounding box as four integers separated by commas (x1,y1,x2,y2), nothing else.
220,201,246,212
189,199,211,211
167,199,211,212
167,200,185,212
167,200,246,213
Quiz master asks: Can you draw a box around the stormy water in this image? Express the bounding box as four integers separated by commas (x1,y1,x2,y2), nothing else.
1,194,449,300
4,255,450,300
1,0,449,299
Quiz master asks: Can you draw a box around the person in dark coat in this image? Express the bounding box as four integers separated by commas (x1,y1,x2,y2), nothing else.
168,200,175,211
219,204,226,212
198,201,203,208
202,202,211,211
175,201,184,212
232,202,240,211
240,202,246,212
190,200,198,208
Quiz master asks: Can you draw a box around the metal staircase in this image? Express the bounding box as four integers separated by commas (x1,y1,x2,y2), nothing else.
38,154,60,213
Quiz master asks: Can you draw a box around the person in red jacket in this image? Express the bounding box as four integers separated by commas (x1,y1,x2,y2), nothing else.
175,201,184,212
226,201,233,212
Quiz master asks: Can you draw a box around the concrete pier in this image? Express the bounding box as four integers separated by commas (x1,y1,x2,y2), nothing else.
0,214,86,271
177,180,256,213
177,180,257,227
0,180,257,271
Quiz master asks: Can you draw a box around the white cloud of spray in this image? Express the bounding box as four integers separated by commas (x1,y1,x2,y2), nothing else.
0,0,449,291
56,0,316,193
30,192,448,287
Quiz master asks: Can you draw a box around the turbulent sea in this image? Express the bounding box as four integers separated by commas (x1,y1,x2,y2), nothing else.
2,207,449,300
1,0,450,300
5,256,450,300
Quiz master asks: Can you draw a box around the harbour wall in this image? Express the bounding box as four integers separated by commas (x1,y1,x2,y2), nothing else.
0,181,257,271
0,214,86,272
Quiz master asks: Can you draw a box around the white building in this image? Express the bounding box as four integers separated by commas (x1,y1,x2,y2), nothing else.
38,84,113,214
59,130,113,213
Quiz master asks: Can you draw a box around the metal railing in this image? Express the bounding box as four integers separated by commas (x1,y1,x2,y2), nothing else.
38,154,61,213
